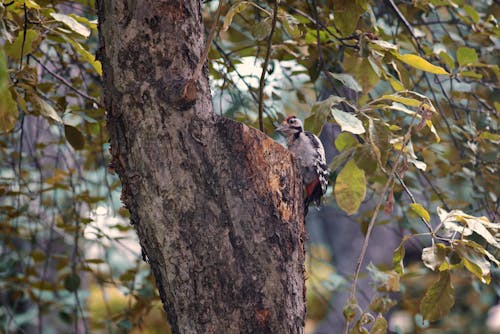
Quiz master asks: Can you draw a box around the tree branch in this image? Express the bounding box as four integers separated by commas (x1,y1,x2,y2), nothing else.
258,0,279,132
30,55,102,107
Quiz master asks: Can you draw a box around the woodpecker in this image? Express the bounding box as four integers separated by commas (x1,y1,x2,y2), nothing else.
276,115,329,215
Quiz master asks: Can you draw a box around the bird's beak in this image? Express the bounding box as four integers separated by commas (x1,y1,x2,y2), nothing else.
275,124,285,133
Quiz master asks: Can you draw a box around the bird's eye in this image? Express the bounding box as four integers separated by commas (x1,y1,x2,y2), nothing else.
288,118,295,124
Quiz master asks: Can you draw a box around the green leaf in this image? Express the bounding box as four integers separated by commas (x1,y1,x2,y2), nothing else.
344,55,380,94
409,203,430,222
335,159,366,215
30,93,63,123
343,300,358,322
479,131,500,143
64,125,85,150
335,132,358,151
222,1,251,32
0,50,7,92
0,52,18,133
305,95,346,134
15,66,38,86
252,20,271,41
420,271,454,322
370,314,387,334
24,0,40,9
439,51,455,70
329,72,362,92
353,144,378,175
333,0,368,35
5,29,39,60
280,12,301,39
395,53,449,75
463,5,480,24
393,237,408,275
388,76,405,91
331,108,365,135
459,70,482,79
64,273,81,292
456,47,478,67
50,13,91,38
65,37,102,76
368,119,390,168
383,96,421,108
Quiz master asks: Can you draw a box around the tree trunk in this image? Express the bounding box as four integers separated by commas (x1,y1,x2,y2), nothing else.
97,1,305,333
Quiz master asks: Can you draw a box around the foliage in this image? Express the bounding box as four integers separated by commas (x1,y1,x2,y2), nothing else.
0,0,498,333
0,1,165,332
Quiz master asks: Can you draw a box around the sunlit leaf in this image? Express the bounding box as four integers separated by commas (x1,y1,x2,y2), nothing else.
421,244,447,271
329,72,362,92
30,93,63,123
50,12,91,38
437,207,498,248
456,243,491,284
393,236,409,275
395,53,449,75
457,47,478,67
65,37,102,76
222,1,251,32
24,0,41,9
409,203,430,222
331,108,365,135
335,159,366,215
388,76,405,91
420,271,454,322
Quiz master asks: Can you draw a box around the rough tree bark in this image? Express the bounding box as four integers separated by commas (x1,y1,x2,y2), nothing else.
97,1,305,333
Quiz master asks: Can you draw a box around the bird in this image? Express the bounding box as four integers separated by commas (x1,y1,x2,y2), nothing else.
276,115,329,216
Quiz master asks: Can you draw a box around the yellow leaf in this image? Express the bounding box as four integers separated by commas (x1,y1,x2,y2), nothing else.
410,203,431,222
396,53,449,75
334,159,366,215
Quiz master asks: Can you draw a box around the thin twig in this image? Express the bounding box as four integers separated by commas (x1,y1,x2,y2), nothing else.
19,4,27,69
192,0,223,82
257,0,279,132
30,55,102,107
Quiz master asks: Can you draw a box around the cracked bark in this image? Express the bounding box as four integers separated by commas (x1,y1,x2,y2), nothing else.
97,1,305,333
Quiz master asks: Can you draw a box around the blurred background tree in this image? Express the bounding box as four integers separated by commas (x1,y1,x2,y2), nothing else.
0,0,498,333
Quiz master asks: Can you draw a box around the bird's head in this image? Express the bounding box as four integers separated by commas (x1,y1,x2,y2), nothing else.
275,115,303,136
